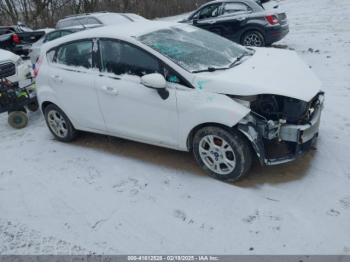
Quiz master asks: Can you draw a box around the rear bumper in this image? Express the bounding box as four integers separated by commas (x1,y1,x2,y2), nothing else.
238,93,324,166
265,23,289,45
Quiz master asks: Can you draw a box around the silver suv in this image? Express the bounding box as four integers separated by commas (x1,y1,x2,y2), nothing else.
56,12,146,29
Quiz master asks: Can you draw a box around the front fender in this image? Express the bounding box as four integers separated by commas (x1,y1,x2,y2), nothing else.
176,88,250,150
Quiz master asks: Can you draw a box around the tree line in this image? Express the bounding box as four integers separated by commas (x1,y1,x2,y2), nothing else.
0,0,210,29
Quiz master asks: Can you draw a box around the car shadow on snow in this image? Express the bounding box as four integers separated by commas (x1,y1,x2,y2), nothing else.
69,131,317,186
70,132,206,178
235,149,317,187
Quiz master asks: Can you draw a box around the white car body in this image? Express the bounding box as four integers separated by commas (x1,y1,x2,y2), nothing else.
56,12,147,30
36,21,323,173
0,49,30,82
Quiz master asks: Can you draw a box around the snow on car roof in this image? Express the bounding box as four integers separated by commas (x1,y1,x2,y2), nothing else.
42,21,179,51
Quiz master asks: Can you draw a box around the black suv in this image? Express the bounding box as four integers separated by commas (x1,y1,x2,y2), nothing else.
180,0,289,47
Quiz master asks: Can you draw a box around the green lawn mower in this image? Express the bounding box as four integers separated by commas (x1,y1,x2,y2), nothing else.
0,62,38,129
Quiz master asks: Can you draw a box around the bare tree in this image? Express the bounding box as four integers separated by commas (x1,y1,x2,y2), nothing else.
0,0,210,28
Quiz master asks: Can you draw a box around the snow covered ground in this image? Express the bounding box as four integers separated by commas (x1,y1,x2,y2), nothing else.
1,0,350,255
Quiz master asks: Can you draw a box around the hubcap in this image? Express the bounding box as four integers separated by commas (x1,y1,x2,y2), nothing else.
243,33,263,47
47,110,68,138
198,135,236,175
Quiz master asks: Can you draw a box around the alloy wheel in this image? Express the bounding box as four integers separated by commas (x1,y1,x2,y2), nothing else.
47,110,68,138
243,32,264,47
198,135,236,175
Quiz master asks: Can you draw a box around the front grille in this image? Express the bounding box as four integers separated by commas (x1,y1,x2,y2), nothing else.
0,62,16,78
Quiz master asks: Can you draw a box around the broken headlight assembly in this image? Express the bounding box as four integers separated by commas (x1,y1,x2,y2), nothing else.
231,92,325,165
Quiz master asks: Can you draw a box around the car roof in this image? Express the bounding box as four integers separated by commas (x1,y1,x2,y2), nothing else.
58,12,145,23
200,0,262,8
43,21,177,50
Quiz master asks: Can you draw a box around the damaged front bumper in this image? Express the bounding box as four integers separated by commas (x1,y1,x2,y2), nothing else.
238,93,324,166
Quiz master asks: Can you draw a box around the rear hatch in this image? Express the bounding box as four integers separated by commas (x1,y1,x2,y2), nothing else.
263,1,288,26
277,12,288,26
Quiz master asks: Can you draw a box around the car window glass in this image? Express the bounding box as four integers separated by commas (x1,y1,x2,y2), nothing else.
163,66,187,86
57,19,75,29
223,3,250,14
45,31,61,42
139,25,247,73
100,39,160,77
60,30,72,37
86,17,102,26
47,49,56,63
198,4,221,20
56,40,92,68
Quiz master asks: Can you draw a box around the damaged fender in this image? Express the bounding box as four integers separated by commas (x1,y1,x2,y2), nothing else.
176,87,250,150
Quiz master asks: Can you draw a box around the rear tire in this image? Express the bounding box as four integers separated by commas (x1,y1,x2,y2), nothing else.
192,126,252,182
8,111,28,129
44,104,77,142
241,30,265,47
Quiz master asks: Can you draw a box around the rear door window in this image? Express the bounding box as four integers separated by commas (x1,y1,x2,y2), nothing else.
223,2,251,15
56,40,93,69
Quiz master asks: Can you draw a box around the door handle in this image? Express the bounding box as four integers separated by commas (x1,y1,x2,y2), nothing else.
208,20,216,24
50,74,63,83
101,85,119,96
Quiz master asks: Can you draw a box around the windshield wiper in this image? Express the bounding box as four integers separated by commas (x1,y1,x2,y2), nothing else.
192,66,229,73
229,51,254,68
192,51,255,73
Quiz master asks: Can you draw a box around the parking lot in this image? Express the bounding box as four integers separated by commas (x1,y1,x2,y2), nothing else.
1,0,350,255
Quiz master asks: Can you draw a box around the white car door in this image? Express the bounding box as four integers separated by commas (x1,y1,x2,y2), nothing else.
95,39,179,147
49,39,105,131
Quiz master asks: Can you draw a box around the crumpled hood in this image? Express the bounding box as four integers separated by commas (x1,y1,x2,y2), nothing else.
0,49,18,63
192,48,322,102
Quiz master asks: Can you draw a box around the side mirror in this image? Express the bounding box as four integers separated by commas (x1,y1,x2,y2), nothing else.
141,73,169,100
193,18,199,25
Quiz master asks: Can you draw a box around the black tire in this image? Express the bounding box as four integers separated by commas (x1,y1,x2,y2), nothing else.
192,126,252,182
27,100,39,112
241,30,265,47
44,104,77,142
8,111,28,129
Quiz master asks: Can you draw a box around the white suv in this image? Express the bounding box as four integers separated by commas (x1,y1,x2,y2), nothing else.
36,21,324,181
56,12,146,29
0,49,30,83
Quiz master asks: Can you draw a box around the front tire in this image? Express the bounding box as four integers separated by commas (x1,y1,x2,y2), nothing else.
241,30,265,47
192,126,252,182
44,104,77,142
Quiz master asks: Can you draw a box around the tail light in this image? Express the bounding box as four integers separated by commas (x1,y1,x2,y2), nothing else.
12,33,20,44
266,15,279,25
34,56,43,77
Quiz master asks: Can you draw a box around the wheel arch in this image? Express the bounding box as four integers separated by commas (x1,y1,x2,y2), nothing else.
239,26,266,44
41,101,77,130
186,122,253,152
41,101,54,113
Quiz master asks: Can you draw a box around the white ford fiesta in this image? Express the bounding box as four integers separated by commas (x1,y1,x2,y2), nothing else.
36,21,324,181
